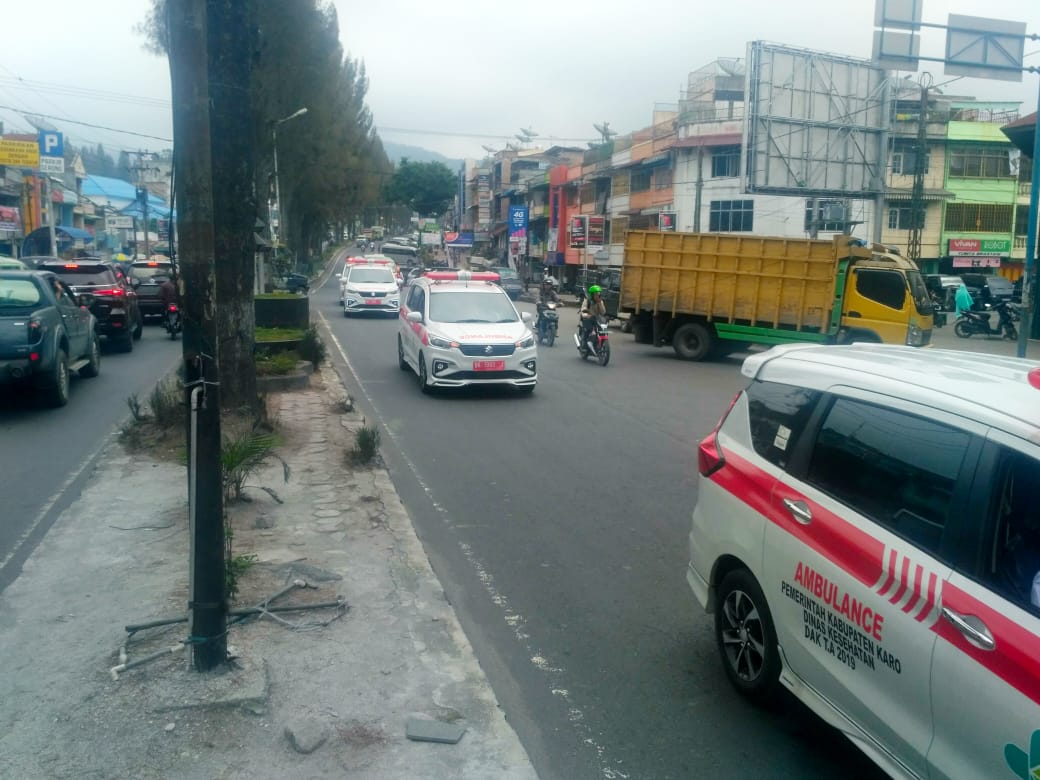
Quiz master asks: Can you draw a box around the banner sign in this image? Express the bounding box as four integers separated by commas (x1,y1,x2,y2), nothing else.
587,216,605,247
0,139,39,168
0,205,21,232
569,216,586,249
659,212,677,231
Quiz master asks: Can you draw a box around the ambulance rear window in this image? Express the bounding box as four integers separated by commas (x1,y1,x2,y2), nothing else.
746,381,820,469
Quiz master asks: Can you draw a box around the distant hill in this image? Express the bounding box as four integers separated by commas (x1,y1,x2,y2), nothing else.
382,141,461,169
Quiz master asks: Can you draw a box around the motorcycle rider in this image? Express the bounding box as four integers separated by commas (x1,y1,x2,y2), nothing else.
158,274,180,330
955,283,974,318
536,277,561,338
580,284,607,346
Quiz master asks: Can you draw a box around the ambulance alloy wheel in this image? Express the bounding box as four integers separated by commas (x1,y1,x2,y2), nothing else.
714,568,781,704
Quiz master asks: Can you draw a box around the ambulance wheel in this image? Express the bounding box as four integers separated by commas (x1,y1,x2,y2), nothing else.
715,568,781,704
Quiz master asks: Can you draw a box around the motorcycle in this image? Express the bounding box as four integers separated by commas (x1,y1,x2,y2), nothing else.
535,301,559,347
165,303,182,340
954,300,1018,341
574,315,610,366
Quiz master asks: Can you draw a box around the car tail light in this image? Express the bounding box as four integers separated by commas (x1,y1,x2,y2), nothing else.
697,391,741,477
28,318,44,345
30,351,40,362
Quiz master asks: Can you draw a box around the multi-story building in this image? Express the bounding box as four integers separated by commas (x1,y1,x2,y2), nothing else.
939,101,1022,280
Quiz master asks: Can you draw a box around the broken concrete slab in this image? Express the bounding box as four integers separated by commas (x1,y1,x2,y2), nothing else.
406,717,467,744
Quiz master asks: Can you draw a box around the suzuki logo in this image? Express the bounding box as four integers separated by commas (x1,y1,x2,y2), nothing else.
484,345,493,354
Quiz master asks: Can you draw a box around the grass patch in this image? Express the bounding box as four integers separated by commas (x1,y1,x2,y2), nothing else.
347,422,381,466
255,292,299,300
256,351,301,376
255,326,305,342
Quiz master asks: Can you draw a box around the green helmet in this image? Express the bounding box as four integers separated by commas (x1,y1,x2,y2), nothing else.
588,285,602,295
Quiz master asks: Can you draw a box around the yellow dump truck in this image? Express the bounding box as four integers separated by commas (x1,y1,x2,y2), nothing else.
621,231,933,360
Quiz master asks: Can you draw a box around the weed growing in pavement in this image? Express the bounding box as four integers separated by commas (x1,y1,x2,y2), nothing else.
226,551,258,600
148,377,182,430
126,393,146,422
221,427,291,504
298,325,326,368
348,421,381,467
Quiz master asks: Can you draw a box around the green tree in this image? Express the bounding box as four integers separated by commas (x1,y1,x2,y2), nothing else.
386,159,456,217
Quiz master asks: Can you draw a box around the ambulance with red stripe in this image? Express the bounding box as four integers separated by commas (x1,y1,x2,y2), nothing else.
397,271,537,393
687,343,1040,780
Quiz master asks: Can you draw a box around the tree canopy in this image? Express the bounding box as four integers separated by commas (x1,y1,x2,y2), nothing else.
386,159,456,218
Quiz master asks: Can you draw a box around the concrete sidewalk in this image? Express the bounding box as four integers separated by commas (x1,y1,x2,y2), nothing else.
0,363,535,779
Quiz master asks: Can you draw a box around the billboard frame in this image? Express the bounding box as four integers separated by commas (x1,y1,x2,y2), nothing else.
742,41,888,199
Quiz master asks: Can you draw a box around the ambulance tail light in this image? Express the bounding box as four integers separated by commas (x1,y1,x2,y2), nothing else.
698,391,740,477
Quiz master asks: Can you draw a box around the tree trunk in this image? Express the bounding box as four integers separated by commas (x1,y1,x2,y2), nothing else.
207,0,259,411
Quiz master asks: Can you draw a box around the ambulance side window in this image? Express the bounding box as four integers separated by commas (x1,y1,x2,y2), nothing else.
979,448,1040,614
804,398,970,556
745,380,820,470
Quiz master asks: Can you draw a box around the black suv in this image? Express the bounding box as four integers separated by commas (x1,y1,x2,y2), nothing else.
960,273,1014,311
37,259,142,352
129,260,176,319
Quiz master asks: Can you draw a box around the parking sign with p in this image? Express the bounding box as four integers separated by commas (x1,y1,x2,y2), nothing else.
38,131,63,159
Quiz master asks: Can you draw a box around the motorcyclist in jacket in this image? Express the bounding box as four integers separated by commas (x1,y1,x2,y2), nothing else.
536,277,561,335
158,275,180,328
580,284,606,345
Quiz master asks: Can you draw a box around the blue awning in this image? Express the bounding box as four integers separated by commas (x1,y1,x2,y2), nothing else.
57,225,94,241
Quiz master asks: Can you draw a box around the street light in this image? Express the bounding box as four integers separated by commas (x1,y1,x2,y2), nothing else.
271,107,308,247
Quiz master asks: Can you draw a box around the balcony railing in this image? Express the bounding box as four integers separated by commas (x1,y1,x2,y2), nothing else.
1015,236,1026,249
1019,181,1032,198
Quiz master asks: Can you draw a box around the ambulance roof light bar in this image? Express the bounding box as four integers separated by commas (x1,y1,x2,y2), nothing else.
422,270,500,282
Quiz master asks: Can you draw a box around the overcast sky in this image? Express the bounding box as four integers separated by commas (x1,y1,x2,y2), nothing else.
0,0,1036,165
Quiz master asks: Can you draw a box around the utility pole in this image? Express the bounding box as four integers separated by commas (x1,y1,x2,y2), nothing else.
907,80,930,266
168,0,226,671
129,152,156,261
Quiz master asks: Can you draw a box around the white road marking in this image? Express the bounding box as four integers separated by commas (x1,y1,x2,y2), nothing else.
317,306,623,779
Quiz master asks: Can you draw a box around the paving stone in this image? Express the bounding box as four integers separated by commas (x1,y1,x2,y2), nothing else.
284,716,328,754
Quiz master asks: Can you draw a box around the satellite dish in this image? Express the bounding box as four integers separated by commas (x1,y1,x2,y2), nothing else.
520,127,537,137
505,142,520,151
593,122,617,143
481,144,498,154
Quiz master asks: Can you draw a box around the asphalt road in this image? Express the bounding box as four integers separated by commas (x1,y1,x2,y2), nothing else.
0,325,181,591
317,251,885,780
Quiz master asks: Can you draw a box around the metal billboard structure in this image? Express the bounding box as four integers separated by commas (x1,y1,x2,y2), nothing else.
742,42,887,199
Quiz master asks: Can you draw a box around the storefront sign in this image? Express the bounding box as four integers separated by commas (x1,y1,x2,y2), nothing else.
952,255,1001,268
947,238,1011,255
659,212,677,231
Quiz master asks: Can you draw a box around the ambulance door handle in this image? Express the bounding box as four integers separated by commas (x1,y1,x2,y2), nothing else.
941,607,995,652
782,498,812,525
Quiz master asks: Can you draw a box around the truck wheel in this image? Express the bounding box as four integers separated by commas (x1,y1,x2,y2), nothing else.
45,349,71,408
672,322,712,361
79,335,101,378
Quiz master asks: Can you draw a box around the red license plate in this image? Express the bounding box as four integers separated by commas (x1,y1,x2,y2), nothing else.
472,360,505,371
365,298,382,305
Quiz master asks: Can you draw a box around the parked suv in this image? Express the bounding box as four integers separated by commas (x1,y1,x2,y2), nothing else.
488,267,524,300
128,260,176,320
688,343,1040,780
37,259,142,351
